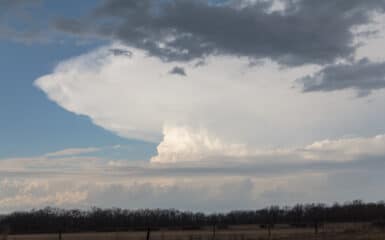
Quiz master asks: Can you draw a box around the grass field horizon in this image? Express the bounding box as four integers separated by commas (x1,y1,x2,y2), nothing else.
4,223,385,240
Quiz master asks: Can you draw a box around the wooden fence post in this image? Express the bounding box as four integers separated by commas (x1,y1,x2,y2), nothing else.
146,227,151,240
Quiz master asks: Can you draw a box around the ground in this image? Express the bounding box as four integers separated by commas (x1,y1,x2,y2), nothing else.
4,223,385,240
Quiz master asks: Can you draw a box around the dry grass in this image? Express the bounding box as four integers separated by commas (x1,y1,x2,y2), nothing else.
5,223,385,240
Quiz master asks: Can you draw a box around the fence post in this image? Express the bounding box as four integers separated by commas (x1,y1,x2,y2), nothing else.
146,227,151,240
1,225,10,240
314,221,319,235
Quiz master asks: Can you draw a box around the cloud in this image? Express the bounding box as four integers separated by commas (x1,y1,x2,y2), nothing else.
0,179,88,211
151,126,253,163
34,44,385,148
1,161,384,212
54,0,385,66
302,134,385,160
3,133,385,212
152,128,385,164
0,177,267,212
45,0,385,96
5,0,385,213
169,66,186,76
4,0,385,95
299,58,385,95
44,147,101,157
109,48,133,57
6,133,385,181
29,44,385,211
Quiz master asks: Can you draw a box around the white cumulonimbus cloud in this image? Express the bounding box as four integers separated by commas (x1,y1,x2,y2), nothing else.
35,43,385,163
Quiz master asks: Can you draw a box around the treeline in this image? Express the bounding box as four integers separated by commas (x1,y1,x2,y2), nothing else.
1,200,385,234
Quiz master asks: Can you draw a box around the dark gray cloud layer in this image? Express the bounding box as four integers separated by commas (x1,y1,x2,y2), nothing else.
55,0,385,65
299,58,385,95
4,0,385,95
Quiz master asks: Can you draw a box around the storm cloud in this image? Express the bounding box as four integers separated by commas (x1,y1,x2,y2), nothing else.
299,58,385,95
54,0,385,65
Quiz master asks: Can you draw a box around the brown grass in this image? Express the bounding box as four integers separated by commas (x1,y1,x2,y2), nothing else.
6,223,385,240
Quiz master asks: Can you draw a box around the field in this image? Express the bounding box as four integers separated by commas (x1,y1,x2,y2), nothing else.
4,223,385,240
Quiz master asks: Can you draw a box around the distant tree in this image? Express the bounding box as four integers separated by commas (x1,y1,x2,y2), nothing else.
304,204,325,234
259,206,280,238
291,204,304,227
2,200,385,234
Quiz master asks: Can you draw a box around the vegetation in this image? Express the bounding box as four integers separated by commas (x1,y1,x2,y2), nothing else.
1,200,385,235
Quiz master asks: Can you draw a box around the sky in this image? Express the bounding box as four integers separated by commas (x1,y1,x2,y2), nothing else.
2,0,385,213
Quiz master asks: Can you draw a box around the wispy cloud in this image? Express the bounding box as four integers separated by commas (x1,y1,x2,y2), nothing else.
44,147,101,157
